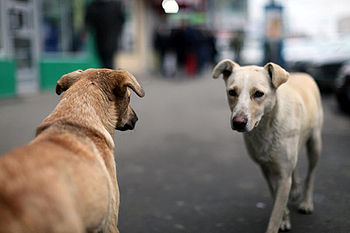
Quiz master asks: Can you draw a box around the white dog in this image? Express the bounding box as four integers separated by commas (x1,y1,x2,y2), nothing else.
213,59,323,233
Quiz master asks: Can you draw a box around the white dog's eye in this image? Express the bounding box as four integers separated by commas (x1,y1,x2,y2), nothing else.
253,91,264,98
228,89,238,97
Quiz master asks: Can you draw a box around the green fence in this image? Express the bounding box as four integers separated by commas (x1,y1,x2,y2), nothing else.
0,58,16,97
0,36,100,97
39,36,101,91
39,56,100,91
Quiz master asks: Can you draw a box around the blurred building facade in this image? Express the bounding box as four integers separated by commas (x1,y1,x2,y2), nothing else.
0,0,99,96
0,0,171,97
0,0,250,97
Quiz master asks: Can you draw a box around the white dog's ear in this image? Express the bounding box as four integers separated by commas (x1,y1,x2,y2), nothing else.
212,59,239,79
112,70,145,98
264,63,289,88
56,70,83,95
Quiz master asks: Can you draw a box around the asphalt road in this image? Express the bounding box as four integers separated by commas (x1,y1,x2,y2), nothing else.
0,73,349,233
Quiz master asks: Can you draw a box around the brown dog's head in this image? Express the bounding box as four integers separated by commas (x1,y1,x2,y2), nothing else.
56,68,145,132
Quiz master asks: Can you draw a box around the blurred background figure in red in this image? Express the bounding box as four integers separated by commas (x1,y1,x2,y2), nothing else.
85,0,125,69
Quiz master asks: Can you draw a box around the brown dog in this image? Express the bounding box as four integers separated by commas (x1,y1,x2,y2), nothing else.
0,69,145,233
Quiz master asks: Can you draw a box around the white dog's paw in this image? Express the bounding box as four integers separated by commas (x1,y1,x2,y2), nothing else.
279,218,291,232
298,201,314,214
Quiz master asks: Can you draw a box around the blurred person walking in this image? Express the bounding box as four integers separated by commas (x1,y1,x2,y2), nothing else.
85,0,125,69
263,2,285,67
197,29,217,73
230,30,244,64
183,25,200,76
171,24,187,72
153,27,177,77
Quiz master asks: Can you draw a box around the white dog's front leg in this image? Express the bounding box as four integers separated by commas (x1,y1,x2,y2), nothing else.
266,176,292,233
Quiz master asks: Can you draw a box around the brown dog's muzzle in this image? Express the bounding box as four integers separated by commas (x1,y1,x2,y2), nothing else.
116,109,139,131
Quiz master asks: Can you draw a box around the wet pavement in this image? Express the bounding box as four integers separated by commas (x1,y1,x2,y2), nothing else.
0,73,349,233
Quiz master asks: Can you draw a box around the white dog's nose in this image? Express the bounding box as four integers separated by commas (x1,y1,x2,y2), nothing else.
232,115,248,132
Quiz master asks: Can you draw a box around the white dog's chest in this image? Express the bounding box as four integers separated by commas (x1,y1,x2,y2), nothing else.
244,134,277,163
243,127,300,164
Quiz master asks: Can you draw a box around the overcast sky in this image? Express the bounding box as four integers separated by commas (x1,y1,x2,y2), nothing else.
248,0,350,38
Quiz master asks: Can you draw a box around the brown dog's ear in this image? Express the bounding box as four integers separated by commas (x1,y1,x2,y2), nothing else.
113,70,145,98
56,70,83,95
264,63,289,88
212,59,239,79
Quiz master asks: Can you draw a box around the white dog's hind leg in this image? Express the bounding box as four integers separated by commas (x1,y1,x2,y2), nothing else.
298,130,322,214
261,166,276,197
290,169,302,201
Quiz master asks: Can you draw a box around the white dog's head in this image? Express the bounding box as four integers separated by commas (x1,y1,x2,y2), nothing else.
213,59,289,132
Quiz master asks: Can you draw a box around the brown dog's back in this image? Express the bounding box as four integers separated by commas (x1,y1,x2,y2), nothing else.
0,127,110,233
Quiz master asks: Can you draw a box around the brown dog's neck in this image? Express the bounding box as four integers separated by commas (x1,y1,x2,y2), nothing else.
33,121,118,189
58,82,118,131
40,85,117,147
36,121,115,150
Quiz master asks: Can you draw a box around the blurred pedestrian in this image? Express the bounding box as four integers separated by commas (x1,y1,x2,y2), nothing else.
263,39,285,67
184,25,200,76
197,28,217,73
263,4,285,67
171,24,187,70
231,30,244,64
153,27,176,77
207,30,217,66
85,0,125,69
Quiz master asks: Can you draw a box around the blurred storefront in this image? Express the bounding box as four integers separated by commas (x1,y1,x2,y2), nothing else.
0,0,99,96
0,0,159,97
0,0,250,97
